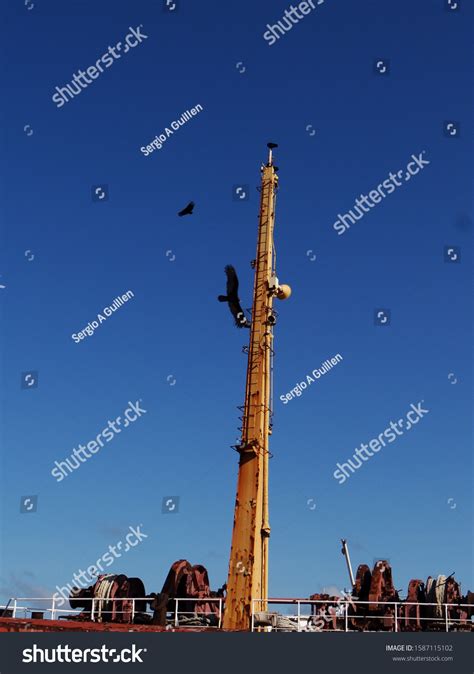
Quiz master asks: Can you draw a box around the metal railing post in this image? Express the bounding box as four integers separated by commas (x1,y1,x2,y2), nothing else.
297,601,301,632
12,599,17,619
174,599,179,627
394,602,398,632
218,598,222,629
51,596,56,621
444,604,449,632
131,599,135,624
344,601,348,632
90,598,95,622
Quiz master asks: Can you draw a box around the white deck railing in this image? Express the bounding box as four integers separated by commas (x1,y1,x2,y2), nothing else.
0,597,222,629
1,596,471,632
251,598,473,632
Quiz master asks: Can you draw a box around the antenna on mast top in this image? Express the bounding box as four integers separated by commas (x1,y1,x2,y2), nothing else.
267,142,278,166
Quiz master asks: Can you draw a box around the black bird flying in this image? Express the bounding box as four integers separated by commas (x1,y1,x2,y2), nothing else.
218,265,250,328
178,201,195,216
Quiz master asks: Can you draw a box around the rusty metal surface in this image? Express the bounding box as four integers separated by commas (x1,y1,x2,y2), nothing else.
158,559,220,619
310,561,473,632
0,618,213,633
368,560,399,610
64,561,221,627
354,564,371,600
401,579,425,630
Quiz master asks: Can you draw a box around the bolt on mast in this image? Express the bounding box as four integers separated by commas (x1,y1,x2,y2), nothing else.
223,143,290,631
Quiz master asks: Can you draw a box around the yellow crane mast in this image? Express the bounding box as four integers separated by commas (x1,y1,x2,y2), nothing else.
223,143,291,631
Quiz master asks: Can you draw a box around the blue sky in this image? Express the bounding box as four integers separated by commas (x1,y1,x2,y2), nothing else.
1,0,472,605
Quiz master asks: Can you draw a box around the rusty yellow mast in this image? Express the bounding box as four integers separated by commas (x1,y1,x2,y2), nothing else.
223,143,291,631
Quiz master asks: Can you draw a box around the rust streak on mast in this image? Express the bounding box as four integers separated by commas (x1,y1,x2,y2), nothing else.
223,144,282,631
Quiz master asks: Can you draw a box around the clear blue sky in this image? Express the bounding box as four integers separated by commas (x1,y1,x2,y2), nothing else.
1,0,472,605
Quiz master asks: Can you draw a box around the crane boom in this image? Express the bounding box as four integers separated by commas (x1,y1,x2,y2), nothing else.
223,144,290,631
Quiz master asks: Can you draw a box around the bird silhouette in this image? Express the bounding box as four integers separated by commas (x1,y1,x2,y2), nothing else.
178,201,195,216
218,265,250,328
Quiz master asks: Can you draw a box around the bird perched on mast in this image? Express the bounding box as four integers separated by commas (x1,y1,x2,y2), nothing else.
218,265,250,328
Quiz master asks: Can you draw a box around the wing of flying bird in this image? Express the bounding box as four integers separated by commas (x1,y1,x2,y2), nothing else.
218,265,250,328
225,265,239,299
178,201,195,216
